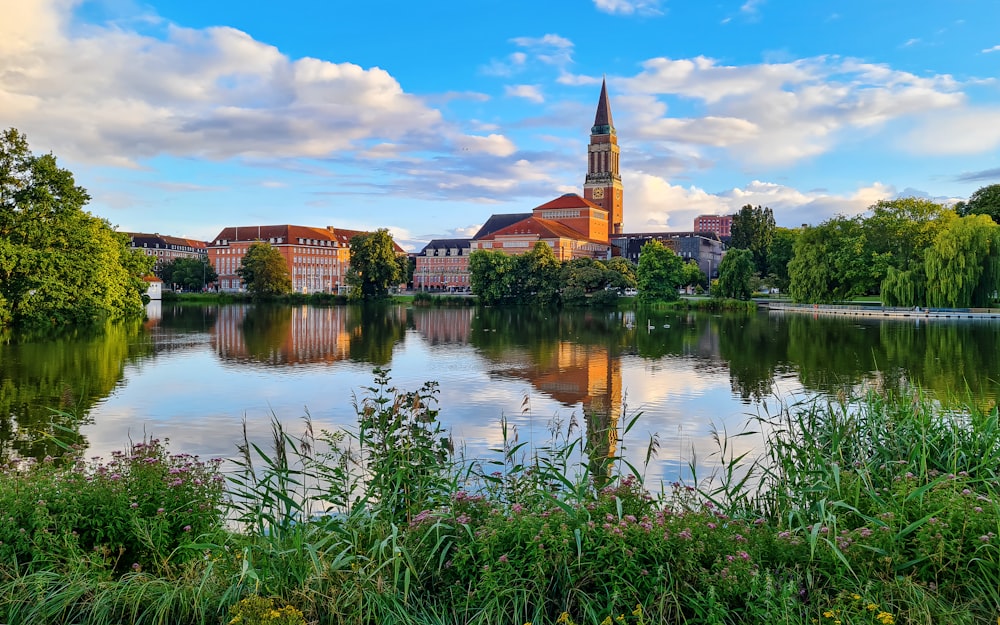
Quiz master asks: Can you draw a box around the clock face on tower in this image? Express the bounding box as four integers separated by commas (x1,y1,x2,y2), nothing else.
592,187,605,200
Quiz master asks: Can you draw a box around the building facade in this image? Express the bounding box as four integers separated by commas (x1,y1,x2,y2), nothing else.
126,233,207,269
612,232,724,279
415,239,472,291
693,214,735,239
208,224,403,293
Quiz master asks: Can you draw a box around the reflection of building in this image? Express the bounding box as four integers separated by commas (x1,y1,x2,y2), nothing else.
495,343,623,475
127,232,207,269
613,232,724,279
212,306,353,364
207,225,406,294
412,308,475,344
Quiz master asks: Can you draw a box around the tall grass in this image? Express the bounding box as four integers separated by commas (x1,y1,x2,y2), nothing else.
3,375,999,623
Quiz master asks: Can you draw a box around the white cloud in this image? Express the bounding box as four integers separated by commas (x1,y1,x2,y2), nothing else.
622,55,965,166
740,0,765,15
593,0,664,16
623,173,895,232
0,1,459,166
510,34,574,67
902,108,1000,155
453,134,517,157
982,44,1000,53
505,84,544,103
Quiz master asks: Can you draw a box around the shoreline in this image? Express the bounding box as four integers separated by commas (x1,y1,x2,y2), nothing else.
767,302,1000,320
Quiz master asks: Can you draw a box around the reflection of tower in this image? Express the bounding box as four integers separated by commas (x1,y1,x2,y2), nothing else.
497,342,622,482
583,78,624,235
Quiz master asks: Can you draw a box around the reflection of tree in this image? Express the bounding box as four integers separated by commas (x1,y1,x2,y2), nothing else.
715,314,787,403
241,305,294,363
0,320,151,461
785,314,874,393
157,305,218,333
347,304,407,365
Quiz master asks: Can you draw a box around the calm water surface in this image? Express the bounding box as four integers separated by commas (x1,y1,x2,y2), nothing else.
2,302,998,485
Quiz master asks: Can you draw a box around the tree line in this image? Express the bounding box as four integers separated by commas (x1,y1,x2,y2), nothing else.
469,240,706,306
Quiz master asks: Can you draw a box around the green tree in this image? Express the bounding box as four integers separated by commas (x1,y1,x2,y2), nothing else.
863,197,951,293
0,128,153,327
766,227,798,293
237,241,292,299
157,257,218,291
680,259,705,289
956,184,1000,224
715,248,754,300
347,229,404,300
560,257,613,305
469,249,518,305
636,240,682,302
522,242,561,305
729,204,775,274
604,256,637,289
788,217,870,303
924,214,1000,308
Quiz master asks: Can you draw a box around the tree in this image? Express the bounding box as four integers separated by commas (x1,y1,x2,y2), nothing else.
469,249,518,305
788,217,871,303
522,242,561,305
862,197,951,292
729,204,775,274
560,257,612,305
715,248,754,300
347,229,404,300
957,184,1000,225
237,242,292,298
0,128,153,327
636,240,683,302
766,227,798,293
157,257,218,291
924,214,1000,308
680,259,705,289
604,256,637,289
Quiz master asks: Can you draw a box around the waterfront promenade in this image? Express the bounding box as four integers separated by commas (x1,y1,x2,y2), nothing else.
767,302,1000,319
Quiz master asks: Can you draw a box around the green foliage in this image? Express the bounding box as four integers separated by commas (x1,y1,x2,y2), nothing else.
0,437,226,576
730,204,776,274
636,240,682,302
788,217,872,303
523,241,562,305
468,249,519,305
157,256,217,291
347,229,404,300
924,214,1000,308
679,259,705,288
766,227,798,293
237,242,292,299
0,128,154,328
880,265,925,307
957,183,1000,224
715,249,754,300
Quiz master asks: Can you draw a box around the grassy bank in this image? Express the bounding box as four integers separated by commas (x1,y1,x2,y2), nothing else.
3,374,999,624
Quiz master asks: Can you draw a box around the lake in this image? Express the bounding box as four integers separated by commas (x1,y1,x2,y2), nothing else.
2,302,998,486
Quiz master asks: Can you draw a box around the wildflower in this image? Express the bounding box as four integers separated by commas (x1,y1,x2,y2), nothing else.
512,503,523,513
632,604,642,617
183,525,192,532
875,611,894,624
557,613,570,624
498,554,509,563
130,502,139,509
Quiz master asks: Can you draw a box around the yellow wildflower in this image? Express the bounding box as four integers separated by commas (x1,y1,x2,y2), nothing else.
600,617,613,625
852,594,860,600
632,604,643,617
876,612,894,625
867,603,878,612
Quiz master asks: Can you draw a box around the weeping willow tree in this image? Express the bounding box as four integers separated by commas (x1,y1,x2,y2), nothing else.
924,214,1000,308
881,265,926,307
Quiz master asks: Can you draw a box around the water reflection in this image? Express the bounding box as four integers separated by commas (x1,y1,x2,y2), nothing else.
2,304,997,479
0,320,152,461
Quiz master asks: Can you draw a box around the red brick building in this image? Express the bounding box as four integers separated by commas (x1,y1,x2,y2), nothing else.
207,224,404,293
693,214,734,239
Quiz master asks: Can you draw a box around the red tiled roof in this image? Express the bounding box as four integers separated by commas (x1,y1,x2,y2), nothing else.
532,193,604,212
478,217,609,246
209,225,405,254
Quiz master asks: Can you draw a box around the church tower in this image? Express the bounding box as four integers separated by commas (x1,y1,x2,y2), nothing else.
583,78,624,235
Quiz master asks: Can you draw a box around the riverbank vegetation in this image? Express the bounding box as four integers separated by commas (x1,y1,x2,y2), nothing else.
2,370,998,624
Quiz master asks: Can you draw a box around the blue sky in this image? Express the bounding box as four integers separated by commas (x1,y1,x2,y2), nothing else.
2,0,999,250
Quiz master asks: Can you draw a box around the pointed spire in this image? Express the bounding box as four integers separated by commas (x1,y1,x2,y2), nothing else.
592,77,615,135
